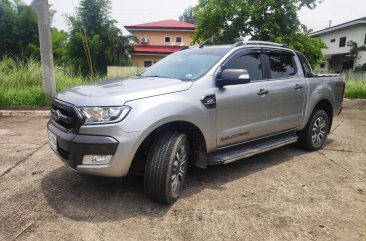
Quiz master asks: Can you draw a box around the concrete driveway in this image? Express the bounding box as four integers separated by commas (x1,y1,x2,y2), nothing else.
0,99,365,241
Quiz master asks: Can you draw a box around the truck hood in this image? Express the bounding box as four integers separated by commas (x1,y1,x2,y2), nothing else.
56,76,193,106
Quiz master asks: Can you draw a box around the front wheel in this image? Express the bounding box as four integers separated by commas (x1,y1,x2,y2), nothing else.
144,131,189,204
298,109,330,151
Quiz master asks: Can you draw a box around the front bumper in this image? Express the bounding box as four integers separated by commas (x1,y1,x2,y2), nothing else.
48,120,142,177
48,120,119,169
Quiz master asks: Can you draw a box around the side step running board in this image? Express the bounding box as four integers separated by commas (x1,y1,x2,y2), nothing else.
207,132,298,165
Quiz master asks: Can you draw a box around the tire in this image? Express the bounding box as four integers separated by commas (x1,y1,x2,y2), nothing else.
298,109,330,151
144,131,189,204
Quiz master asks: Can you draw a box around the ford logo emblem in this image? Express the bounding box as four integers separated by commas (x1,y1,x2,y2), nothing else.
52,110,61,121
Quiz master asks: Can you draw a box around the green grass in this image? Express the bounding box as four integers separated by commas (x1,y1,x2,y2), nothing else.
345,79,366,99
0,57,103,107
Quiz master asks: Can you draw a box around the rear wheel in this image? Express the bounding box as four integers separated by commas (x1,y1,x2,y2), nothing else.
144,131,189,204
298,109,329,151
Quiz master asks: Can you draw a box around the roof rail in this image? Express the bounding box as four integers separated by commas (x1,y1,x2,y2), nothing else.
232,40,287,48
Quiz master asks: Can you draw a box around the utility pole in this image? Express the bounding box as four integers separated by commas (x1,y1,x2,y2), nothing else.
31,0,56,98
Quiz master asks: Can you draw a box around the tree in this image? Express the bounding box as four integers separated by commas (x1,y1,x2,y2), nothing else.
193,0,318,43
275,25,327,68
51,28,69,64
179,6,196,24
67,0,134,74
349,41,366,69
355,63,366,72
192,0,326,67
0,0,39,58
0,0,18,56
16,2,40,57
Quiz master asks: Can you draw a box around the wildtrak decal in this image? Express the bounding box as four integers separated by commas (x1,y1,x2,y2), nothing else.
220,131,250,142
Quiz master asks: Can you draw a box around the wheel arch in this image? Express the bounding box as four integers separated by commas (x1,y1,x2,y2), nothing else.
301,98,334,133
129,120,208,174
314,99,333,133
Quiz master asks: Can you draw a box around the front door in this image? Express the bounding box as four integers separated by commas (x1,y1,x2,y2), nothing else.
215,48,273,147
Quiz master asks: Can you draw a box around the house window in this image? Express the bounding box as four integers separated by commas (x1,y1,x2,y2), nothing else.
364,34,366,44
320,63,325,68
144,61,152,67
176,36,182,43
330,39,336,43
164,36,171,43
339,36,346,47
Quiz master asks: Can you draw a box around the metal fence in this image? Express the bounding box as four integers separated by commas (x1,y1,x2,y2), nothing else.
107,66,145,78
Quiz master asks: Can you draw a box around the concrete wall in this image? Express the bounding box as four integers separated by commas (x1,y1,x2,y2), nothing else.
107,66,145,78
131,55,166,67
130,30,194,46
313,70,366,80
357,49,366,67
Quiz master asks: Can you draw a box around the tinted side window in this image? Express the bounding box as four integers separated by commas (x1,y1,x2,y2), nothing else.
268,53,296,79
225,54,263,80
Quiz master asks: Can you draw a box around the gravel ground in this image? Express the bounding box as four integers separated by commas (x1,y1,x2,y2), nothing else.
0,99,365,241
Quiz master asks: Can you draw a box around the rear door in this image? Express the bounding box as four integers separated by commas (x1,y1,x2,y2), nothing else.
215,48,273,147
264,48,306,132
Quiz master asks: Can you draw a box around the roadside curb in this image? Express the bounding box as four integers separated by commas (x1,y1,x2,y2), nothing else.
0,110,50,117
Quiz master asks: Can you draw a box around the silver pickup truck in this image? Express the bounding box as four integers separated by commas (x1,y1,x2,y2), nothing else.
47,41,345,204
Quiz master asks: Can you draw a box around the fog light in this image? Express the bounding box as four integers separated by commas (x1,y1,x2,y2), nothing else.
82,155,112,165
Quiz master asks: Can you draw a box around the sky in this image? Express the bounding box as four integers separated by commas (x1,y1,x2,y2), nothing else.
24,0,366,35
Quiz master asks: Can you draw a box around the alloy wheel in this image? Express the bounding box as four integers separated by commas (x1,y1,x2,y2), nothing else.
171,144,187,192
312,116,326,145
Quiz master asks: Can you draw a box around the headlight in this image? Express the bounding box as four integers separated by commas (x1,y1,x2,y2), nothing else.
79,106,131,124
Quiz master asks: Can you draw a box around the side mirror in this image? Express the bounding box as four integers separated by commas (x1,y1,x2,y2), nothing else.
217,69,251,88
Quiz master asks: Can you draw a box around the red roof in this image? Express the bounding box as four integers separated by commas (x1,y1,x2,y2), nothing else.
125,20,195,31
132,45,182,55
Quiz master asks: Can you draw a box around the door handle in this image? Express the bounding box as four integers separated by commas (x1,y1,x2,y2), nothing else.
294,84,303,90
257,89,269,96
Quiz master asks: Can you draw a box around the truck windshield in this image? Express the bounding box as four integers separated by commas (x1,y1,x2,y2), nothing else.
139,47,229,80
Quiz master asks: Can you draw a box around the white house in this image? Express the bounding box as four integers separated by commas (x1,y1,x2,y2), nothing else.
310,17,366,73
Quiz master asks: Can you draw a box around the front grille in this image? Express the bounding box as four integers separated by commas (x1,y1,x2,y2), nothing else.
51,100,85,133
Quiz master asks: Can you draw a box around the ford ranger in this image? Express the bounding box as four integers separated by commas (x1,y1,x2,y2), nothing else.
47,41,345,204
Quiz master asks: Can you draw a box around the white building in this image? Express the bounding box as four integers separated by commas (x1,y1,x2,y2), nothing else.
310,17,366,73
